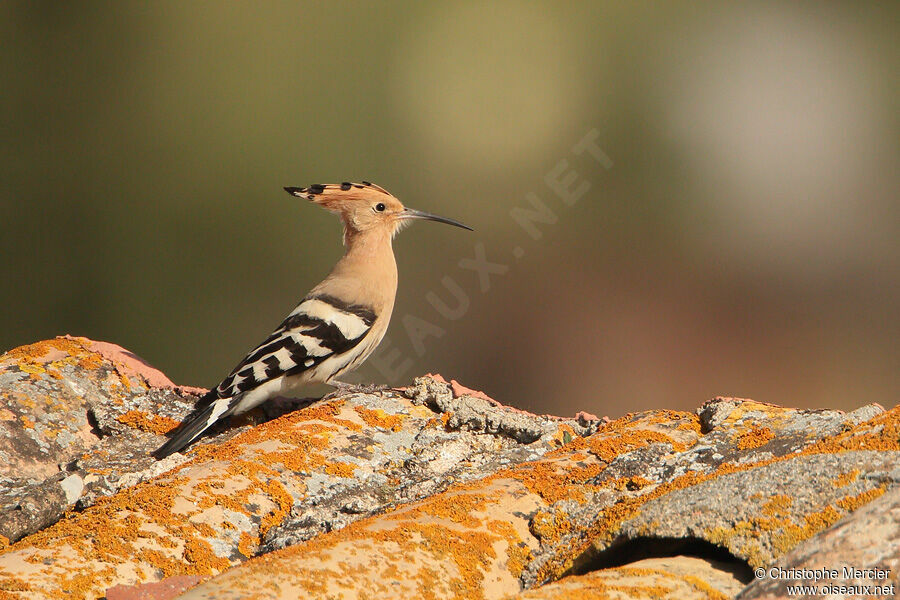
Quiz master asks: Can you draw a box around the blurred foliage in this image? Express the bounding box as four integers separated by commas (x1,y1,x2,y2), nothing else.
2,1,897,416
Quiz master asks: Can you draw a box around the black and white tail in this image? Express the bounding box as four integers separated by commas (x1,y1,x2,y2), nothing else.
153,394,241,459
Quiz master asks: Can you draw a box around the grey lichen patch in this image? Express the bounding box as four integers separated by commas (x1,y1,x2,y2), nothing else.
59,473,84,504
843,403,885,426
370,429,417,456
300,472,335,498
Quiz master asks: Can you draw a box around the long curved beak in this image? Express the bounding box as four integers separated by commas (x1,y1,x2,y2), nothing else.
399,208,473,231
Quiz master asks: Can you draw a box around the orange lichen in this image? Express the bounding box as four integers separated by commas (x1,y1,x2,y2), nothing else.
580,437,892,575
595,410,698,434
238,532,257,558
2,338,80,363
415,524,497,596
233,512,509,598
2,337,105,377
116,410,181,434
191,522,216,538
76,352,103,371
608,583,675,597
536,466,743,580
286,401,363,433
59,567,119,600
16,363,46,380
761,495,792,518
530,509,573,545
181,537,230,574
607,567,696,597
414,565,441,599
354,406,404,432
0,560,16,590
260,478,293,536
519,566,728,600
413,492,488,529
512,459,603,504
836,485,886,512
20,416,34,429
181,460,537,596
1,389,444,598
675,419,703,435
832,469,860,488
707,483,889,565
188,400,353,470
585,429,691,463
771,506,843,557
0,573,33,592
705,519,774,568
117,372,133,390
805,406,900,453
736,426,775,450
324,462,358,478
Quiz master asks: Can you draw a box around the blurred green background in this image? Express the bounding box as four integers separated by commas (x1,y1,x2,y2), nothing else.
2,1,897,417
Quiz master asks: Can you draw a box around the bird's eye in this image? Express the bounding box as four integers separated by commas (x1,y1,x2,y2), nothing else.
374,203,386,212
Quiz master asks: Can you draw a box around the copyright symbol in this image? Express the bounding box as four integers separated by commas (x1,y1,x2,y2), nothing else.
754,567,766,579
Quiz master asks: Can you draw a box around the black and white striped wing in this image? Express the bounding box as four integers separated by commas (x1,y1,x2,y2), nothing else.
215,294,376,398
154,294,376,459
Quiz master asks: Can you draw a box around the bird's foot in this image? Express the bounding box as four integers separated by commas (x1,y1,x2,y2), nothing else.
324,380,393,399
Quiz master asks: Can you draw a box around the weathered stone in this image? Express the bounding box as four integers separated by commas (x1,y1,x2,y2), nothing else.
738,486,900,599
172,401,899,600
612,451,899,567
406,374,600,442
0,338,896,600
0,337,202,544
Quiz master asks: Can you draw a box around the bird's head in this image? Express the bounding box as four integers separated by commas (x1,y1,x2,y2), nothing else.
285,182,472,243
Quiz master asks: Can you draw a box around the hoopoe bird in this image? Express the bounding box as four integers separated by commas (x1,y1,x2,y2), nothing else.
154,182,471,458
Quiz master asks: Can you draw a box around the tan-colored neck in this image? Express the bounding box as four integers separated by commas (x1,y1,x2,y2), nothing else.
313,226,398,312
342,227,395,269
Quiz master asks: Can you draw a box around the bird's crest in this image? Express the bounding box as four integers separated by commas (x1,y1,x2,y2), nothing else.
285,181,394,209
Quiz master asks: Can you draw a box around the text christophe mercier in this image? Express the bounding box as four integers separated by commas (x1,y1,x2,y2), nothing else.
765,567,889,581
